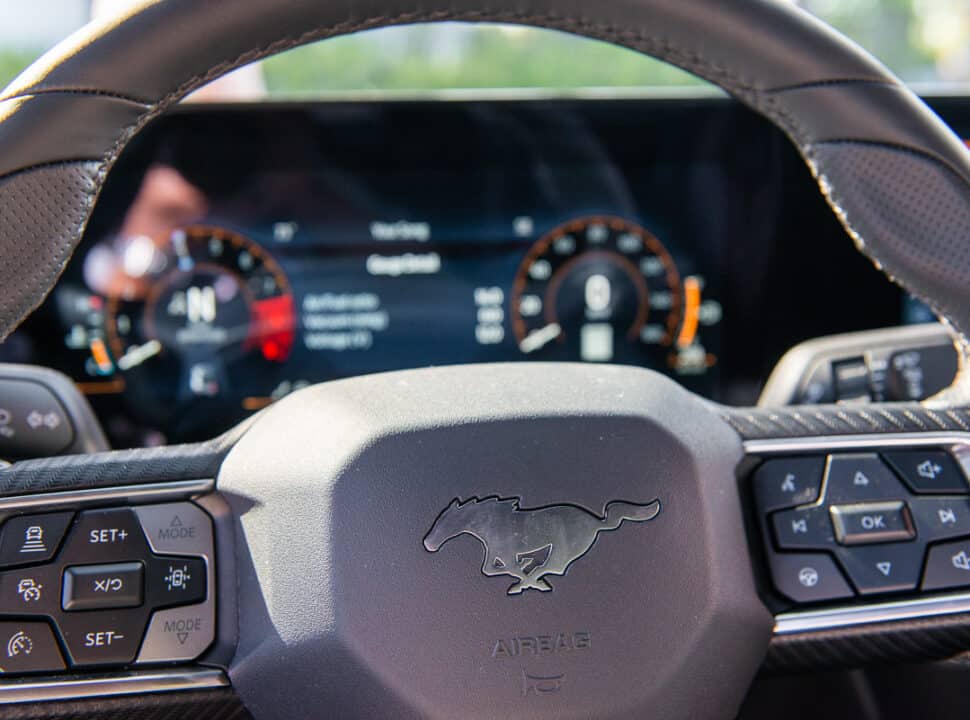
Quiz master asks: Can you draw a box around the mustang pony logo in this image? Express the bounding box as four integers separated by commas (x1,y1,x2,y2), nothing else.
423,496,661,594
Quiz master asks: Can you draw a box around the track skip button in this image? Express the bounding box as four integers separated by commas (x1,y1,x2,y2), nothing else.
137,603,214,663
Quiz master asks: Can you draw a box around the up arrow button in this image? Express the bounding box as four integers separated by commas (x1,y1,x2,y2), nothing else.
134,503,211,557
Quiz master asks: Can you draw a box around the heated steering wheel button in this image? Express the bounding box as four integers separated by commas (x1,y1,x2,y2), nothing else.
768,552,853,603
922,540,970,591
0,512,73,567
0,621,65,674
883,450,969,494
62,562,143,611
830,501,914,545
772,506,834,550
835,543,924,595
753,457,825,512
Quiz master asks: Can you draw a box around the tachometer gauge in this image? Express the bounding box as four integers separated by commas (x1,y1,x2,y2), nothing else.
103,225,295,439
512,216,690,367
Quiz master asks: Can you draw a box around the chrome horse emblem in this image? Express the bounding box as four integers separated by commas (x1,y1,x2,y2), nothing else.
423,496,661,594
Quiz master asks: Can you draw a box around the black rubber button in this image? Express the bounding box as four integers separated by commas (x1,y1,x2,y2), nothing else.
0,379,75,459
753,457,825,512
146,556,206,609
57,610,147,667
923,539,970,591
909,497,970,544
0,512,74,568
61,509,147,564
829,501,915,546
0,620,65,674
767,552,853,603
63,562,144,612
883,450,969,494
824,454,909,503
0,564,61,617
772,506,834,550
835,543,925,595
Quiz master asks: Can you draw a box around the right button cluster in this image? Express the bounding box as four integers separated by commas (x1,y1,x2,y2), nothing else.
755,449,970,605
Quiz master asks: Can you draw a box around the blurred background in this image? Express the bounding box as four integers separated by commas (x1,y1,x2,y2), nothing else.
0,0,967,97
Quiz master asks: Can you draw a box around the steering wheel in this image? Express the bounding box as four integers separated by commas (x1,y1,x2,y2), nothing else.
1,1,969,718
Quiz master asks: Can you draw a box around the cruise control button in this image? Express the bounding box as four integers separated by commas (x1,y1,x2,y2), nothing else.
137,603,214,663
0,621,65,674
0,512,73,567
772,506,834,550
834,543,925,595
57,611,147,666
0,564,61,616
62,508,146,564
923,539,970,591
133,502,213,557
830,501,914,545
824,454,909,503
883,450,969,494
752,457,825,512
146,556,206,608
909,497,970,543
767,552,853,603
63,562,144,611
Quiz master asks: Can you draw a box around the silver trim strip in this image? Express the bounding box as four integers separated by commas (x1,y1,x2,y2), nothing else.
0,478,214,513
0,479,227,702
774,591,970,635
0,668,227,704
746,431,970,634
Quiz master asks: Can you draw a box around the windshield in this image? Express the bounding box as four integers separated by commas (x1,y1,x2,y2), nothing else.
0,1,967,95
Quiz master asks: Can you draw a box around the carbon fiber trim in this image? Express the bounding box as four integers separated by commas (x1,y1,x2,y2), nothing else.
766,612,970,671
0,688,250,720
722,403,970,439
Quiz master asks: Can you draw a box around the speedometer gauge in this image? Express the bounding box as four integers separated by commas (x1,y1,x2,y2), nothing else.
511,216,687,367
103,225,295,439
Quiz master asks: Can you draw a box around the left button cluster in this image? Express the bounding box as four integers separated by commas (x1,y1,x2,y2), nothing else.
0,502,213,674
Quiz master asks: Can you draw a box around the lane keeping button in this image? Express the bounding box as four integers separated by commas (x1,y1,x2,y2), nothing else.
0,621,65,674
63,562,144,611
0,512,73,567
830,501,915,545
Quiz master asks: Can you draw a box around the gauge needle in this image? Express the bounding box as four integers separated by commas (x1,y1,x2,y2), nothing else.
116,339,163,371
519,323,562,354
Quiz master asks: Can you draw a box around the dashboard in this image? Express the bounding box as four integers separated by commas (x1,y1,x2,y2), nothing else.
3,95,968,447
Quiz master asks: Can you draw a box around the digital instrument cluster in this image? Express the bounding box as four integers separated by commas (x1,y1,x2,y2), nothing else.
8,95,952,447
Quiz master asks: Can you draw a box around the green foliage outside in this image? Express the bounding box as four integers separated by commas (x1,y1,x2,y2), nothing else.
0,49,38,89
261,25,702,93
1,3,966,95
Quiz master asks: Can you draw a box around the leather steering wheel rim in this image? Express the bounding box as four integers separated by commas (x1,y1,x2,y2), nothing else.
0,0,969,406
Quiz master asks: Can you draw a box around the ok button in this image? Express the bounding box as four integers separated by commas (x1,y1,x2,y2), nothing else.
62,562,144,611
830,501,915,546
